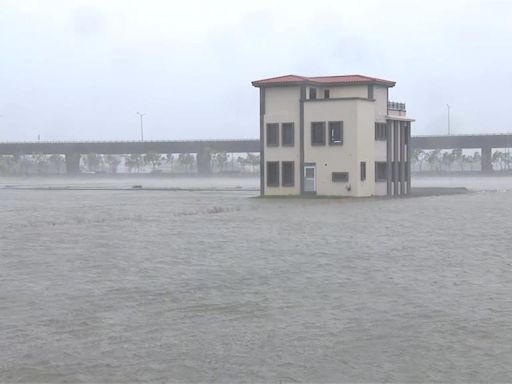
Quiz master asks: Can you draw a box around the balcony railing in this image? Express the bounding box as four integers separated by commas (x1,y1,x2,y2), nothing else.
388,101,406,112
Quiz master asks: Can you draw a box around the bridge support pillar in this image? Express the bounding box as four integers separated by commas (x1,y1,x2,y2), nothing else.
481,146,493,173
196,148,212,176
65,153,81,174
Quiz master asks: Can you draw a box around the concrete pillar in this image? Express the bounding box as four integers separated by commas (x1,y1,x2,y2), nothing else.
65,152,81,174
481,146,493,173
196,147,212,175
400,121,405,196
393,120,399,196
406,122,412,194
386,120,392,197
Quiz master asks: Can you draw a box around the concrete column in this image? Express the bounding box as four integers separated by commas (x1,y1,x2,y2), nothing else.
400,121,405,196
481,146,493,173
196,147,212,175
406,122,412,194
260,88,266,195
65,152,81,174
393,120,399,196
386,120,392,197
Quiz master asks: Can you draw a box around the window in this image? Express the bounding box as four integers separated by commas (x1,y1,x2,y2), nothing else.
309,87,317,100
375,161,387,181
311,122,326,145
266,123,279,146
375,123,387,141
329,121,343,145
267,162,279,186
360,162,366,181
324,89,330,99
368,84,374,99
282,161,294,186
332,172,349,182
282,123,294,146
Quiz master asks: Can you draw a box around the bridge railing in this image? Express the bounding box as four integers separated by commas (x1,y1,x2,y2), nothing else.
0,138,260,145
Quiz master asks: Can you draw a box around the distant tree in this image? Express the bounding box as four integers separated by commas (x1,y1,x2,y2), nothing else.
426,149,441,172
48,154,65,174
473,151,482,171
105,155,122,174
441,152,454,172
502,151,512,171
144,151,163,171
492,150,503,171
32,153,49,175
246,153,260,172
125,154,144,173
451,148,463,171
85,153,100,172
214,152,228,171
0,156,8,175
165,153,175,171
462,154,474,171
178,153,195,171
411,149,426,172
237,155,247,172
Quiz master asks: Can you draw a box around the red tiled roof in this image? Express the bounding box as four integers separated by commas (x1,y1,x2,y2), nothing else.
252,74,395,87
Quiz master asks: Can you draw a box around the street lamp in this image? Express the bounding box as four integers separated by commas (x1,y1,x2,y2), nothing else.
446,104,451,136
137,112,146,141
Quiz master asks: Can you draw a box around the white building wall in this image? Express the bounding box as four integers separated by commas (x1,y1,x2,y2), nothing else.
263,86,301,196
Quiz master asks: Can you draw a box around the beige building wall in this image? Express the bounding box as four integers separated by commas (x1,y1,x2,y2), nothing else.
326,85,368,99
304,99,363,196
263,86,301,196
374,85,388,122
306,85,368,100
354,100,377,197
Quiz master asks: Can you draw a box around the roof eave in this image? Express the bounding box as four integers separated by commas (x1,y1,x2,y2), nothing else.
252,79,396,88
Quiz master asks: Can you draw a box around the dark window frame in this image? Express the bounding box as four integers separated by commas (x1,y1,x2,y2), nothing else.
281,161,295,187
375,122,387,141
360,162,366,181
266,161,280,187
328,121,344,145
309,87,317,100
324,89,330,99
281,122,295,147
311,122,326,146
266,123,279,147
375,161,387,182
332,172,349,182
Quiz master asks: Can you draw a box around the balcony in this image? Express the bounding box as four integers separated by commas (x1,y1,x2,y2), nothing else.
388,101,406,112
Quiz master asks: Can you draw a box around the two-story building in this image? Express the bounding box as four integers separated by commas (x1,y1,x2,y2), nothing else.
252,74,414,197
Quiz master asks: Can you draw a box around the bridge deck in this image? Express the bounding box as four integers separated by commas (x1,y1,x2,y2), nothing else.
1,134,512,155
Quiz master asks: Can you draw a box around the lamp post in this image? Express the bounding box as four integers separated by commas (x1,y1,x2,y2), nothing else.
137,112,146,141
446,104,451,136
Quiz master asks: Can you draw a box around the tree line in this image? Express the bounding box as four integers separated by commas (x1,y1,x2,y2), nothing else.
0,151,260,175
412,148,512,172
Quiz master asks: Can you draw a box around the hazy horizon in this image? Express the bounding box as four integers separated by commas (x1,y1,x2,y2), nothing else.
1,0,511,141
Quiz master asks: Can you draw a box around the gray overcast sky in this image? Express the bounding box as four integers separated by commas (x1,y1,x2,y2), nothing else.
1,0,511,141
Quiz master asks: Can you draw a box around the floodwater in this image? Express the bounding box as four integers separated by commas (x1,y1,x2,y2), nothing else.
1,176,512,382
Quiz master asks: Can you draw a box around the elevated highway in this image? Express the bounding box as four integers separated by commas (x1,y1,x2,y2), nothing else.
1,134,511,174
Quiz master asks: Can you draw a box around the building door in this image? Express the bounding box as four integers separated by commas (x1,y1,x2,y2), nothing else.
304,165,316,193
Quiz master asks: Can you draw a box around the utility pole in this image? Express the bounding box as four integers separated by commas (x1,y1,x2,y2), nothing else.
137,112,146,141
447,104,451,136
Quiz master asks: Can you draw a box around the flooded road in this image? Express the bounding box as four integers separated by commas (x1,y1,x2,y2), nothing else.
1,177,512,382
